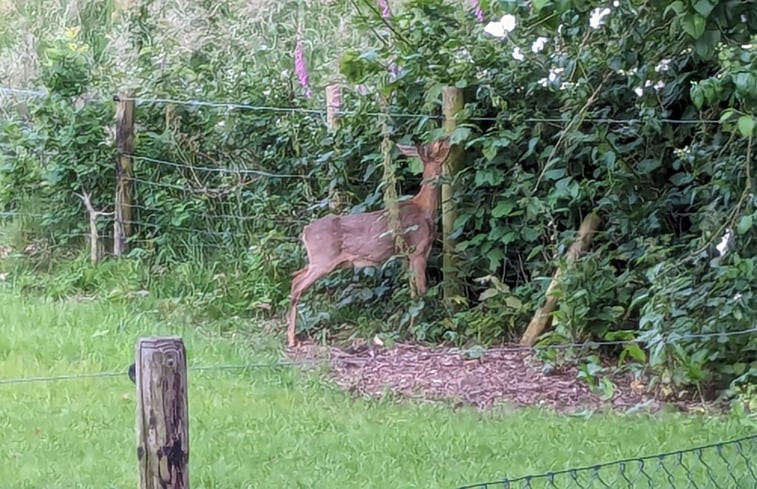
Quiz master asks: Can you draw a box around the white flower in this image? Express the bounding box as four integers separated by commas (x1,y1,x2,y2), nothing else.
484,14,517,38
500,14,517,32
633,86,643,97
589,7,611,29
655,59,671,72
512,46,525,61
613,0,619,5
654,80,665,90
548,67,564,83
531,36,548,53
716,229,732,256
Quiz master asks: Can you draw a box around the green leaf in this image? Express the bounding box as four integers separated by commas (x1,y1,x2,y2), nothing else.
692,0,716,17
737,115,755,138
491,200,515,218
694,30,720,60
504,296,523,308
449,127,472,145
681,13,706,39
663,1,686,17
736,215,753,235
475,168,505,186
637,158,662,174
623,344,647,363
479,288,499,301
532,0,549,11
733,73,754,94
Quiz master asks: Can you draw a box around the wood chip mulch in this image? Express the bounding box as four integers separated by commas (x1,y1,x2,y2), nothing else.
288,341,720,413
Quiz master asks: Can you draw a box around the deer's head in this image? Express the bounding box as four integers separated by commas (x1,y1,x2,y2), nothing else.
396,137,451,184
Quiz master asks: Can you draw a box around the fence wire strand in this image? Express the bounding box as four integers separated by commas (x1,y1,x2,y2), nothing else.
130,154,309,179
0,86,723,125
0,326,754,386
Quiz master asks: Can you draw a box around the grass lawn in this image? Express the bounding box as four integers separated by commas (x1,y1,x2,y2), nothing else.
0,289,754,489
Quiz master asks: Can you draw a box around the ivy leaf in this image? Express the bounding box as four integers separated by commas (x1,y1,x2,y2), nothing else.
692,0,716,17
736,215,752,235
737,115,755,138
491,200,515,218
681,13,706,39
479,288,499,301
637,158,662,174
449,127,472,145
694,30,720,60
532,0,550,11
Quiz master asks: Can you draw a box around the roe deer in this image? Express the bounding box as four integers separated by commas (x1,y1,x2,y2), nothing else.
287,138,452,346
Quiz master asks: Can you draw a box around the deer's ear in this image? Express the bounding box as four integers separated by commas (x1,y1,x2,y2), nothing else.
396,143,420,158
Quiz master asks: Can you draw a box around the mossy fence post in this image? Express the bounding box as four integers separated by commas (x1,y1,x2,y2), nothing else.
135,336,190,489
114,92,134,257
442,86,464,303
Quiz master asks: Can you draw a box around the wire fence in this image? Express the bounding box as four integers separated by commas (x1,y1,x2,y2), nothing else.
1,325,755,386
458,433,757,489
1,86,725,125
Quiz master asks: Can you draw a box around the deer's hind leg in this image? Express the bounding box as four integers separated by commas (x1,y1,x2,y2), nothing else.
408,253,428,297
287,258,345,347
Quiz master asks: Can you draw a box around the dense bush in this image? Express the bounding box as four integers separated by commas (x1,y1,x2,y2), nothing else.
0,0,755,396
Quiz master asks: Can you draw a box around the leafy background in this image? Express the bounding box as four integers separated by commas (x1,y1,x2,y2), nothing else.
0,0,755,401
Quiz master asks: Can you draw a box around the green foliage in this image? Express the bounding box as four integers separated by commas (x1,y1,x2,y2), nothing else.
1,0,755,396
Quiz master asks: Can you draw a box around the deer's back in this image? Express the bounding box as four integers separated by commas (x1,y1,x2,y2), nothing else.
302,204,434,267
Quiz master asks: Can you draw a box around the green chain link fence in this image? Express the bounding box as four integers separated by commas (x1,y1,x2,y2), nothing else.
458,433,757,489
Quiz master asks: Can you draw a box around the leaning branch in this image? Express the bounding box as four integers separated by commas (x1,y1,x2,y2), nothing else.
520,213,601,346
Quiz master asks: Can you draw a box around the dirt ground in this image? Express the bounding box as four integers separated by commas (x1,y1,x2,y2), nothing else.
288,340,720,413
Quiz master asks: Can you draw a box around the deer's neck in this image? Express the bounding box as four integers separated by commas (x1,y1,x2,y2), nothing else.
410,179,440,216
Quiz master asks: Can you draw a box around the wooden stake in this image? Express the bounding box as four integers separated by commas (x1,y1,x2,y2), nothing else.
520,213,601,346
135,337,189,489
114,92,135,257
442,86,464,303
325,84,341,131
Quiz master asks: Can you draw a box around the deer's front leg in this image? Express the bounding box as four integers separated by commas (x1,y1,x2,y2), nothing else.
409,254,428,297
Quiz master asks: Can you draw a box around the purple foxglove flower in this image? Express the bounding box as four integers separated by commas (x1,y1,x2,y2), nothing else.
294,38,311,98
378,0,391,18
470,0,484,22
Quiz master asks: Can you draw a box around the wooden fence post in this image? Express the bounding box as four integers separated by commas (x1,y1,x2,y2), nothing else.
442,86,464,303
135,336,189,489
114,92,135,257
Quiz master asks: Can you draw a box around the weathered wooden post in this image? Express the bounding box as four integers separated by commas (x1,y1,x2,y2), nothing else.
325,84,341,131
326,84,343,212
135,336,189,489
114,92,135,257
442,86,464,303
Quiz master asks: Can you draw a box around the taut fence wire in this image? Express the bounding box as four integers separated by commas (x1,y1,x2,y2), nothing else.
458,433,757,489
1,86,725,124
0,324,755,386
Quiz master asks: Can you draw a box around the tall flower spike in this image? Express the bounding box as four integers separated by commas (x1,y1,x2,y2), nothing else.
470,0,484,22
378,0,391,18
294,37,311,98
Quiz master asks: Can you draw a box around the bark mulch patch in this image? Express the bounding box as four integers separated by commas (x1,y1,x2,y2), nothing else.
288,341,718,413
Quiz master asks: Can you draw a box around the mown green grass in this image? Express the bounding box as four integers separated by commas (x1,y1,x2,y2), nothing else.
0,288,754,489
